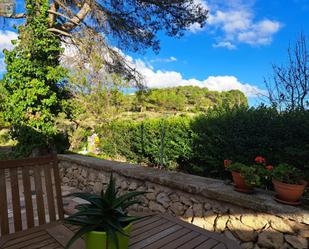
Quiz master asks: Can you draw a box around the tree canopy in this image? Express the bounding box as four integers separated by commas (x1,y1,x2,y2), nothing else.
8,0,208,49
3,0,208,82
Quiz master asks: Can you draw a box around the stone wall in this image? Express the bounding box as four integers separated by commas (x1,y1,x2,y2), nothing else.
58,154,309,249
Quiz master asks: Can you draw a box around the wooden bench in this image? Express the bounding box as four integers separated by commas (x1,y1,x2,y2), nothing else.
0,155,64,235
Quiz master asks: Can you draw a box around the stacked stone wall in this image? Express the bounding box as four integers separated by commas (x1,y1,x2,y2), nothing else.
59,154,309,249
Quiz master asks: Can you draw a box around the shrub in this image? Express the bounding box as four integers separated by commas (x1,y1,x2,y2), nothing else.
190,106,309,179
0,129,12,145
98,116,193,170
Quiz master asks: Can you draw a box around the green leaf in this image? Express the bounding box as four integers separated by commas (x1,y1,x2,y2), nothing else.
117,216,145,223
106,226,119,249
65,209,104,219
104,173,117,203
65,216,103,226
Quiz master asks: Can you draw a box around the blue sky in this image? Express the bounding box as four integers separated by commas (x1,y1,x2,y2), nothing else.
1,0,309,105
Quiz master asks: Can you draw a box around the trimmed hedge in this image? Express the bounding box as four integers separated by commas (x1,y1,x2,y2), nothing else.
97,107,309,180
190,106,309,179
99,116,193,170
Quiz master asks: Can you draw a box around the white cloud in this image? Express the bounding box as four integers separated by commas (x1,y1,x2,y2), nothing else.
189,22,205,33
213,41,236,50
190,0,282,48
133,59,265,97
169,56,177,62
150,56,177,63
0,30,18,52
208,9,252,34
237,19,282,45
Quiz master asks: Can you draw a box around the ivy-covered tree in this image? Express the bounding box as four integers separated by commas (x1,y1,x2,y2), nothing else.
0,0,70,156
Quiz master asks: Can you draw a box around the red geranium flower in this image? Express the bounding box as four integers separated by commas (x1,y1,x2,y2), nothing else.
255,156,266,164
266,165,273,171
224,159,231,168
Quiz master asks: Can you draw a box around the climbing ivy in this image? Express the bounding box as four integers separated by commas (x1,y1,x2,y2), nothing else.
0,0,70,156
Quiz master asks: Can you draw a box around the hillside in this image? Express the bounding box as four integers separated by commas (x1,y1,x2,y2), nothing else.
124,86,247,112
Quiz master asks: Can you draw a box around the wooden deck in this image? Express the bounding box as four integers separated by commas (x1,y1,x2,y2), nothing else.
0,214,240,249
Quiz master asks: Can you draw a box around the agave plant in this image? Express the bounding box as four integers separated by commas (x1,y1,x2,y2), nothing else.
64,174,147,249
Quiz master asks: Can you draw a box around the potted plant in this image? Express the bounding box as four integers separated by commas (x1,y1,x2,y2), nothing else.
224,157,271,193
64,174,147,249
271,163,307,205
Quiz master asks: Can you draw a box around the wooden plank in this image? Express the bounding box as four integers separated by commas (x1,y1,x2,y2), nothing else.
195,238,220,249
46,224,85,249
143,228,190,249
52,159,64,220
0,156,57,169
22,237,59,249
131,218,168,237
0,168,9,235
9,167,22,232
4,234,50,249
177,234,209,249
129,221,175,245
131,215,161,230
129,224,182,249
2,231,46,247
44,164,56,222
33,166,46,225
65,224,80,233
213,243,228,249
22,166,35,229
0,223,59,248
43,243,63,249
159,231,200,249
162,214,239,247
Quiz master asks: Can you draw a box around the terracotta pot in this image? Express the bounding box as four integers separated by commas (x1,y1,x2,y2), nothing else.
231,171,254,193
273,179,307,204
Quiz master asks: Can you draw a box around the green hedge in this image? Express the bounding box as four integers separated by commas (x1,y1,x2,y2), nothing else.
99,116,193,170
190,106,309,179
96,107,309,180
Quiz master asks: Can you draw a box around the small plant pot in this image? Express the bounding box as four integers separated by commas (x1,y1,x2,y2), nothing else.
85,223,132,249
231,171,254,193
273,179,307,205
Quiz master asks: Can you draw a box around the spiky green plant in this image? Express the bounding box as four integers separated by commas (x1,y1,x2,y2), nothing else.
64,174,147,249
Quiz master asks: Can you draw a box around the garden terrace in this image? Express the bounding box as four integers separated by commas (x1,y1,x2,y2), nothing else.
59,154,309,249
0,155,240,249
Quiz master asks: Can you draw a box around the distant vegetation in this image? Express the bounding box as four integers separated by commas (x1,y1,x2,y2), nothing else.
129,86,247,113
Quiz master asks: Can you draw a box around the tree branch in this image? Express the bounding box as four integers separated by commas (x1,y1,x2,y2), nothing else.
48,28,72,37
60,1,91,31
48,10,80,25
6,13,26,19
